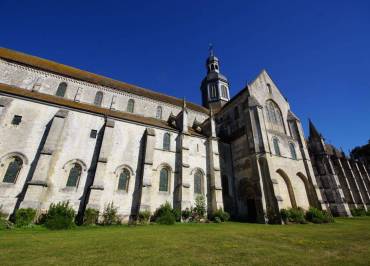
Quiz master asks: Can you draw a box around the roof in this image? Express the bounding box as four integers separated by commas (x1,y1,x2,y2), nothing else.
0,47,209,115
0,82,206,137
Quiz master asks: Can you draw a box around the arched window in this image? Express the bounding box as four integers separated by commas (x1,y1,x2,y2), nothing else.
221,85,228,98
211,64,215,70
273,138,281,156
66,163,82,187
194,171,203,194
209,84,218,99
159,168,169,192
56,82,67,97
127,99,135,113
94,91,104,106
163,133,170,151
289,143,297,160
265,100,285,133
2,157,23,183
118,168,130,191
234,106,239,119
156,106,163,120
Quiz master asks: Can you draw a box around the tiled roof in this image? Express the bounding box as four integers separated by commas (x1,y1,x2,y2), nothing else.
0,47,209,115
0,82,206,137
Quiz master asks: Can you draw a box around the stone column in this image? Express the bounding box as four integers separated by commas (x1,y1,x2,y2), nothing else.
179,133,192,210
20,109,68,210
139,128,156,212
333,158,357,209
86,118,115,211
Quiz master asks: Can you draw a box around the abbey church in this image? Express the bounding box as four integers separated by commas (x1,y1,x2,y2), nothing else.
0,48,369,223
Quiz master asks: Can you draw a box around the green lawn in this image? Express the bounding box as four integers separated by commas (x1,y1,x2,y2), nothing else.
1,217,370,265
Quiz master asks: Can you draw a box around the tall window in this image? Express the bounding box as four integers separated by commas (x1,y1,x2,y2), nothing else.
265,100,285,133
118,168,130,191
163,133,170,151
209,84,218,99
156,106,163,120
289,143,297,160
194,171,203,194
127,99,135,113
66,163,82,187
2,157,23,183
159,168,169,192
56,82,67,97
221,85,228,98
273,138,281,156
94,91,104,106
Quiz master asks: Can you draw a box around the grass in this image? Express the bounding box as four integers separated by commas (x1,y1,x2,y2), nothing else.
1,217,370,265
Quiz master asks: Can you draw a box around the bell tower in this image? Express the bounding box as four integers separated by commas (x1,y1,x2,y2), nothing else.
200,46,230,112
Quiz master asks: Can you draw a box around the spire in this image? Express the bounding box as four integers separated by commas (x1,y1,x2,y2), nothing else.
209,43,214,56
309,119,322,140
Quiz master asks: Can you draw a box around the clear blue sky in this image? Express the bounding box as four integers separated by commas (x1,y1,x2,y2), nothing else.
1,0,369,153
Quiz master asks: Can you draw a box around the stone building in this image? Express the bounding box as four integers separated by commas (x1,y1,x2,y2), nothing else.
0,47,368,223
307,121,370,215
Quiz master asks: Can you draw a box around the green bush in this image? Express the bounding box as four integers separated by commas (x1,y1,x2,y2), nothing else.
181,208,192,221
45,202,76,230
194,195,206,219
172,208,181,222
366,210,370,216
83,208,99,225
214,216,222,223
102,202,120,225
153,202,176,225
351,208,366,217
280,208,306,224
305,207,334,224
15,208,36,227
212,209,230,222
138,210,151,224
156,211,176,225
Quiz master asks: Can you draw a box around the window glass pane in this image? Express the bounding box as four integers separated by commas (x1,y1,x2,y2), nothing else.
127,99,135,113
56,82,67,97
94,91,103,106
118,169,130,190
3,157,22,183
290,143,297,160
11,115,22,125
163,133,170,151
194,172,202,194
66,164,82,187
159,168,168,191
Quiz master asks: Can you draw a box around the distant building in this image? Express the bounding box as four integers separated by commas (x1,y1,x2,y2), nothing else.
0,48,368,223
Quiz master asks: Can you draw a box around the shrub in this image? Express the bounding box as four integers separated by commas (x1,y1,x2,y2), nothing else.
194,195,206,219
83,208,99,225
138,210,151,224
280,208,306,224
212,209,230,222
45,202,76,230
181,208,192,221
15,208,36,227
172,208,181,222
214,217,222,223
102,202,120,225
153,202,176,225
366,210,370,216
351,208,366,217
305,207,334,224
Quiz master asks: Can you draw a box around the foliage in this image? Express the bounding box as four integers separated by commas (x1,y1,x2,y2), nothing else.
102,202,120,225
305,207,334,224
172,208,181,222
83,208,99,225
366,210,370,216
15,208,36,227
214,216,222,223
138,210,151,224
194,195,206,219
212,209,230,222
45,202,76,230
351,208,366,217
350,141,370,165
280,208,306,224
153,202,176,225
181,208,192,221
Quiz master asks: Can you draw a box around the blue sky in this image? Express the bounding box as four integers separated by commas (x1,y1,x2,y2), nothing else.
1,0,369,153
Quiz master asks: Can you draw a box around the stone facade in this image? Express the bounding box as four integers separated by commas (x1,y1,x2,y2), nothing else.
0,48,368,223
